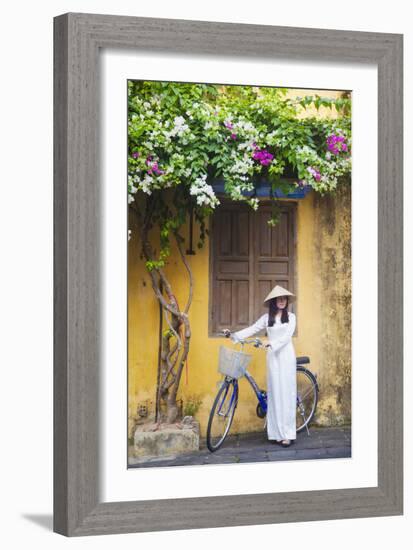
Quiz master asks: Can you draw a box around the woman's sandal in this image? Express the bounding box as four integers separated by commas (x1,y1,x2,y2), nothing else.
280,439,292,447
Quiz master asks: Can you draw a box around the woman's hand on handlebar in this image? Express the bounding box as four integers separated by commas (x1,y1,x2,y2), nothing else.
249,338,266,348
254,339,269,348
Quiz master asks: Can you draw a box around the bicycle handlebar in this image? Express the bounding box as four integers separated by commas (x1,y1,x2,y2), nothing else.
242,337,267,348
220,330,268,349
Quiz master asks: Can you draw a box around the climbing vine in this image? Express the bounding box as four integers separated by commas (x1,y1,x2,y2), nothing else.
128,82,351,247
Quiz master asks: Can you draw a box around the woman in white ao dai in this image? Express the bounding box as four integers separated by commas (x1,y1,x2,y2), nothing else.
230,289,297,446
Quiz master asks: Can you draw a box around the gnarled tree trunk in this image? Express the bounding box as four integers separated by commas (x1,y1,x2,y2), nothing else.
133,203,193,424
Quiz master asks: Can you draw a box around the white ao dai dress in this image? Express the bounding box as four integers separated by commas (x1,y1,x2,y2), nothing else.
232,312,297,441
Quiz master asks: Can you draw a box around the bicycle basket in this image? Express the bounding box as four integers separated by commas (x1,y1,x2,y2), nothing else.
218,346,252,379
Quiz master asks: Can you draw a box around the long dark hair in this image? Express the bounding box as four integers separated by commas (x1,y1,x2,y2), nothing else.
268,297,290,326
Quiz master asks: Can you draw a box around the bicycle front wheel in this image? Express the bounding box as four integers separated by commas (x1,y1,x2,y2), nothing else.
206,379,238,452
296,367,319,432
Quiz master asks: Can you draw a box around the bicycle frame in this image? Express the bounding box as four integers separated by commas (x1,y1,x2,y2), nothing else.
244,371,267,413
235,339,268,413
234,339,316,415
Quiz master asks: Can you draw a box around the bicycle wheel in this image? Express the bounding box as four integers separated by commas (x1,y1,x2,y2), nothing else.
296,367,318,432
206,379,238,452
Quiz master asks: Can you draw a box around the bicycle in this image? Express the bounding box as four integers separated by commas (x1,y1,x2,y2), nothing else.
206,334,320,452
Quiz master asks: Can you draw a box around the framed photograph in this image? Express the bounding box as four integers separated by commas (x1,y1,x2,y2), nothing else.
53,13,403,536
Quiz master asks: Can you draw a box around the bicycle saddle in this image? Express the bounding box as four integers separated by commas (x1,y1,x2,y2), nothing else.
296,356,310,364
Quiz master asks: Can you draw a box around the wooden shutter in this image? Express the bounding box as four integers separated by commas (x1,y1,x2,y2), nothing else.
210,203,252,334
210,201,296,335
254,205,296,320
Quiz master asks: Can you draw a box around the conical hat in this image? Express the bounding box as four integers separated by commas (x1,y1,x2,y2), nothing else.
263,285,295,304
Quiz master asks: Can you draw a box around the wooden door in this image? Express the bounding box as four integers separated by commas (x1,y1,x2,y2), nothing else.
210,201,296,335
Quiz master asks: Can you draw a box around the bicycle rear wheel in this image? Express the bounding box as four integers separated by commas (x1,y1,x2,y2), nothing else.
296,367,318,432
206,379,238,452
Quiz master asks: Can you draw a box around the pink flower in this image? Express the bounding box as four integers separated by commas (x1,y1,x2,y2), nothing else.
326,134,348,155
252,146,274,166
307,166,321,181
146,157,165,175
230,133,237,140
132,152,140,159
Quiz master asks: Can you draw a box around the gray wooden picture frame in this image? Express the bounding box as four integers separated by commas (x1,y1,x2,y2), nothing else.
53,13,403,537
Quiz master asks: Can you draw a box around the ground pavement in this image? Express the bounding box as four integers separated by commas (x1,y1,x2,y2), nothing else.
128,426,351,468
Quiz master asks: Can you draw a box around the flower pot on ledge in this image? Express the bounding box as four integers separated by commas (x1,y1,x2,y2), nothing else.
211,178,312,199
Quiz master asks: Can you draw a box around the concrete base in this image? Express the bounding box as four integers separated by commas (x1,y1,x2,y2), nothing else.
132,417,200,462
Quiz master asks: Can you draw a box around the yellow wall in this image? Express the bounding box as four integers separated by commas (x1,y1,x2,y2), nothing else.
128,183,351,438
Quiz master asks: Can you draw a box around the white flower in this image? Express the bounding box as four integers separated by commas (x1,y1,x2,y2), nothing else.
128,194,135,204
164,116,190,138
151,95,161,107
227,154,254,176
189,174,220,208
250,197,259,211
234,120,255,133
140,174,153,195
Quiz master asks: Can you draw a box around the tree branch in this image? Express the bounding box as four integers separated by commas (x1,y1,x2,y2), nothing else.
174,231,194,314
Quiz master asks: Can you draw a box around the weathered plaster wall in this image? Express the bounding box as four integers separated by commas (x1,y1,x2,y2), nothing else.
311,183,352,424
